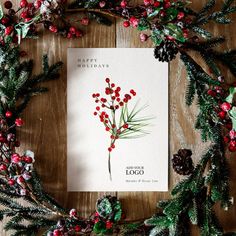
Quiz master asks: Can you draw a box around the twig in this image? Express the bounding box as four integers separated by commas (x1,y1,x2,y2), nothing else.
66,8,123,19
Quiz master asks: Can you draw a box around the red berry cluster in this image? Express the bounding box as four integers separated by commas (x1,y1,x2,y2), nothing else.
121,0,189,43
1,0,40,43
0,110,23,147
47,209,85,236
218,100,236,152
48,208,116,236
206,82,236,153
93,211,113,229
0,110,35,195
0,0,84,44
0,150,35,195
92,78,136,153
207,84,236,152
0,0,191,46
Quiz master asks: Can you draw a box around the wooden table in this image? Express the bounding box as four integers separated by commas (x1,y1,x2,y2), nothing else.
1,0,235,235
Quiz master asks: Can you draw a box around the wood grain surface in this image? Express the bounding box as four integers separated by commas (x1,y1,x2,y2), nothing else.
0,0,236,235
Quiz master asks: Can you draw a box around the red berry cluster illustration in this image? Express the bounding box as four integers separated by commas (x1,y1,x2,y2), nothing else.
92,78,152,180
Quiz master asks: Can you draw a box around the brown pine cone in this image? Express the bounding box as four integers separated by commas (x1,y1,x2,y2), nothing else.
172,149,194,175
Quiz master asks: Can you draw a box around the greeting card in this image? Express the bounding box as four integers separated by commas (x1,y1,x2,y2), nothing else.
67,48,168,191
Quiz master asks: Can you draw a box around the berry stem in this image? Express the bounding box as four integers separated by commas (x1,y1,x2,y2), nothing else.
108,152,112,181
66,8,124,19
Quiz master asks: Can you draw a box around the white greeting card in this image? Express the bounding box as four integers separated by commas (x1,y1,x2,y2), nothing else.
67,48,168,191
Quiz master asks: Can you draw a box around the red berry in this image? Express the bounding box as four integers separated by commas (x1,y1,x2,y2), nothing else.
221,102,231,112
20,11,28,19
24,18,32,22
160,10,166,17
111,144,115,149
153,1,160,7
229,140,236,152
74,225,81,232
116,87,121,92
229,143,236,152
207,89,216,97
0,164,7,171
11,153,21,163
15,118,24,127
53,229,62,236
106,221,113,229
130,89,136,95
15,140,20,147
123,124,129,129
177,12,185,20
34,0,41,9
129,16,139,27
23,156,33,163
75,30,83,38
1,17,9,25
96,106,100,111
226,122,233,130
105,78,110,83
165,35,175,41
229,130,236,139
143,0,152,6
49,25,58,33
94,112,98,116
108,147,112,152
164,2,171,8
230,140,236,147
120,0,127,8
125,94,131,100
5,26,13,35
81,17,89,25
224,136,230,143
123,20,130,28
8,179,15,185
20,0,28,8
140,33,148,42
17,176,25,184
218,111,226,119
4,1,12,9
69,26,76,34
69,208,77,217
5,110,12,118
27,2,33,9
105,127,110,131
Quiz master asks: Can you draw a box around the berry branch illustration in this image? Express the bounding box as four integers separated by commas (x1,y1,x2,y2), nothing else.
92,78,153,181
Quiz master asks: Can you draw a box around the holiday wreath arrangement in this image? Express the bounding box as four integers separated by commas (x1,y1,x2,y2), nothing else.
0,0,235,235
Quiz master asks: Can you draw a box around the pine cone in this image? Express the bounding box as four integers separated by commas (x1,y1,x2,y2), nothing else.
172,149,194,175
154,41,179,62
